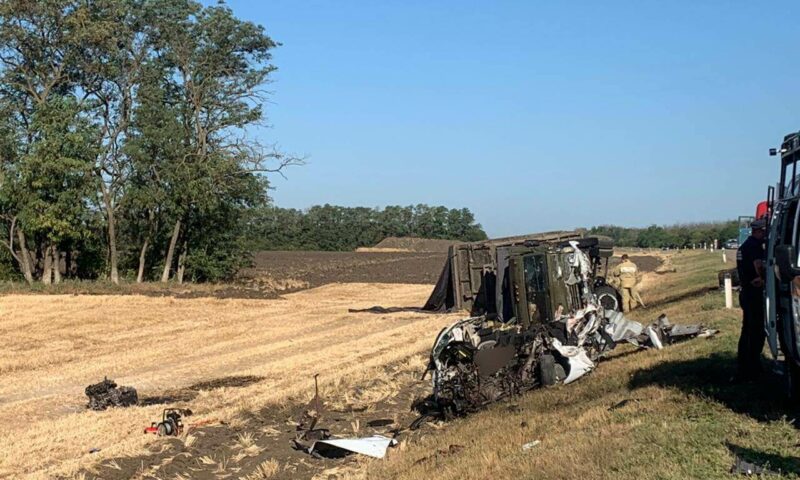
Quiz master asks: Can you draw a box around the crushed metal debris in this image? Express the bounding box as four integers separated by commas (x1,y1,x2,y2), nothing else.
420,239,718,417
85,377,138,411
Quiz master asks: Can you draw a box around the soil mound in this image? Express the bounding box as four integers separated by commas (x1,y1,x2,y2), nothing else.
371,237,457,253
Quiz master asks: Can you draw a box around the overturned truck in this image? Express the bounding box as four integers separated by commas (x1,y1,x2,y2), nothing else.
421,233,714,416
423,231,621,316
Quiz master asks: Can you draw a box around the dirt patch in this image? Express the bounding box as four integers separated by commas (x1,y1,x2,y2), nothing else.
241,251,446,292
83,363,433,480
140,376,265,406
0,251,447,300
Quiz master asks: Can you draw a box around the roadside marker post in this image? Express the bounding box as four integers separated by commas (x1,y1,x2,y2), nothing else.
724,274,733,309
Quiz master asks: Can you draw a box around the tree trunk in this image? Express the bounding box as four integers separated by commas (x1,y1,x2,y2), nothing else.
42,246,53,285
52,245,61,284
65,250,73,278
176,240,188,284
137,236,150,283
15,228,34,285
107,206,120,285
161,219,181,283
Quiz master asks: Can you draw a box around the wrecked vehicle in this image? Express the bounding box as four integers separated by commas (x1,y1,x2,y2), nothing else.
423,238,715,416
423,231,623,314
85,377,138,411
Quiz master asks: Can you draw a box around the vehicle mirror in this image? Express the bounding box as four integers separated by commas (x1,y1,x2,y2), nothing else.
775,244,800,279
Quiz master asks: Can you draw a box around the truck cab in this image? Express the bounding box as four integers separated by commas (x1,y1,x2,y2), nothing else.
765,131,800,396
506,245,592,328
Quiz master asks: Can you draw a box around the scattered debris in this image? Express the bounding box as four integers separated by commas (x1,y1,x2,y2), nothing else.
144,408,192,436
413,444,464,465
366,418,395,427
88,448,101,454
291,375,401,461
423,241,717,416
85,377,138,411
609,399,635,411
300,374,324,432
309,435,397,459
348,306,427,314
730,456,775,476
522,440,541,451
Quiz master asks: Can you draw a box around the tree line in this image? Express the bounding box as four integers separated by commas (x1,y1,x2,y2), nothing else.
589,221,740,249
245,204,488,252
0,0,300,285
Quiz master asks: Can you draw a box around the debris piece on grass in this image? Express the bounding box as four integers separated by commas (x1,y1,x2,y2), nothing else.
413,445,464,465
522,440,541,451
366,418,395,427
309,435,397,459
144,408,192,436
609,399,635,411
730,456,772,476
85,377,138,410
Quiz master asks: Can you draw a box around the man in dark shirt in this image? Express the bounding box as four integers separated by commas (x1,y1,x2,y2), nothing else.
736,218,767,380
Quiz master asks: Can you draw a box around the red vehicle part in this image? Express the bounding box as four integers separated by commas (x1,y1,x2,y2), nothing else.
756,200,769,219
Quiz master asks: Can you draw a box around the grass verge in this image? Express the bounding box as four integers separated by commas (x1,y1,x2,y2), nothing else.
369,250,800,480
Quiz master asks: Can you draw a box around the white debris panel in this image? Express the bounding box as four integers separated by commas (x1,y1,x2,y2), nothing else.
310,435,397,459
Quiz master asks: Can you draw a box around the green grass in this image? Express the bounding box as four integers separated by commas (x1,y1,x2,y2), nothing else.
369,251,800,480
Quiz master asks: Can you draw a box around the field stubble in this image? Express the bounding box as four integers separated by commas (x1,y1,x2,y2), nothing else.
0,280,460,479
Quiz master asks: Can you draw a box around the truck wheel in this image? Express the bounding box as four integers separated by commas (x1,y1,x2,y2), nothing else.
538,354,557,387
595,285,620,311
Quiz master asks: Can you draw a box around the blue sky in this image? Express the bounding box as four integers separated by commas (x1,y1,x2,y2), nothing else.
218,0,798,237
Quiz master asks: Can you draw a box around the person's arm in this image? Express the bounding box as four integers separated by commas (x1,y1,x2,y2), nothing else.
752,258,764,288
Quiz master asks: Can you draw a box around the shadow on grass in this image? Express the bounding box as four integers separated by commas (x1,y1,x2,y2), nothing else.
726,442,800,476
629,352,800,426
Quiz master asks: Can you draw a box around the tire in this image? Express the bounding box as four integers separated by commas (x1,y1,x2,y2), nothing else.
538,354,557,387
595,285,620,311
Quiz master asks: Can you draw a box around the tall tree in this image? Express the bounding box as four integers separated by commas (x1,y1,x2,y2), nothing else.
153,2,290,282
75,0,149,284
0,0,87,284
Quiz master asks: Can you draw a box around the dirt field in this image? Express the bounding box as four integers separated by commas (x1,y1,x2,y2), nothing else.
0,251,447,300
242,251,446,291
0,280,461,479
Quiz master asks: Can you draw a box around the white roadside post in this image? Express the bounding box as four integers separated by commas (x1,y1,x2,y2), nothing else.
722,250,727,263
724,273,733,309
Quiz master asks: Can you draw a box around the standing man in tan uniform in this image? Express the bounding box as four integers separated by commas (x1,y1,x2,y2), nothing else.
612,254,642,312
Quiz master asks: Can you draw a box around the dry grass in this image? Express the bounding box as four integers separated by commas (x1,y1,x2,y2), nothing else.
244,459,280,479
0,282,461,479
370,250,800,480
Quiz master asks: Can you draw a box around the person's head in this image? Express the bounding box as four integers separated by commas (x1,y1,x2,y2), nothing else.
751,218,767,239
621,254,629,261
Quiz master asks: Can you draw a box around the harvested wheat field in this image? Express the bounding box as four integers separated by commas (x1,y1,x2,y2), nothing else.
0,282,461,479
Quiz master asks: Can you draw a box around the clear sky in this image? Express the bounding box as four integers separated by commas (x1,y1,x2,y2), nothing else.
217,0,799,237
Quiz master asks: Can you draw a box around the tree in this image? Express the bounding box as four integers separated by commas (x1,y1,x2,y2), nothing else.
0,0,89,284
151,1,290,282
75,0,150,284
0,0,297,284
15,96,97,284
